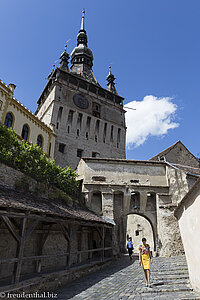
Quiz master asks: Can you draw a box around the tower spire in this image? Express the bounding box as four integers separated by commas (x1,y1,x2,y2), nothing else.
77,9,87,46
106,66,118,95
71,10,98,84
81,9,85,30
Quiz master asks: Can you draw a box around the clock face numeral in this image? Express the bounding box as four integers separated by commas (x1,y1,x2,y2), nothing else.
73,94,89,109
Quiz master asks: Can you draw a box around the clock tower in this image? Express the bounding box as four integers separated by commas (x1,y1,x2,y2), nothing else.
35,10,126,169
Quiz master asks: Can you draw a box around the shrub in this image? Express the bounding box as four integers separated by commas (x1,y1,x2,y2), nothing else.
0,124,78,195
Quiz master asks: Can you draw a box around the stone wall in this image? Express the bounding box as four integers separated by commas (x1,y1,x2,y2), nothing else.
156,195,184,257
175,179,200,295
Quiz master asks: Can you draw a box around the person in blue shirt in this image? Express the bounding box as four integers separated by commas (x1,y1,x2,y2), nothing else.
127,237,134,260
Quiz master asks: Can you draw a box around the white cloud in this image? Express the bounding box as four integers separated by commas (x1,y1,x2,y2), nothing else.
125,95,179,148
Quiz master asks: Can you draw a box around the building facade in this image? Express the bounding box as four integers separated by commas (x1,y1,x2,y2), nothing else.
0,80,56,158
150,140,200,168
35,11,126,169
77,157,200,257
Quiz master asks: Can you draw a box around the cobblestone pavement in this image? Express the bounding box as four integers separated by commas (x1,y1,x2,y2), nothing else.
55,255,200,300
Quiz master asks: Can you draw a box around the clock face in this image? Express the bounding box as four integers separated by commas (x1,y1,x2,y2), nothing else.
73,94,89,109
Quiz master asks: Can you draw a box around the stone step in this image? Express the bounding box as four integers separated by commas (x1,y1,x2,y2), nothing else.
152,270,189,276
140,291,200,300
151,278,190,286
139,284,193,294
152,274,189,281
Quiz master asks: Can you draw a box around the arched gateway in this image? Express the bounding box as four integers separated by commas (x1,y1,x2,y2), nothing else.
77,157,195,257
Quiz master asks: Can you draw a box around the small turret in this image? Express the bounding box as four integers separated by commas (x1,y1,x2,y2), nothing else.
106,66,118,95
59,43,70,72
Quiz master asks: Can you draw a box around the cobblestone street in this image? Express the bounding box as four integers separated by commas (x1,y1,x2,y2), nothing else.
55,255,200,300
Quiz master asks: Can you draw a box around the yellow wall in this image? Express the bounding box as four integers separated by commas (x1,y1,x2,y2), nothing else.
0,80,56,158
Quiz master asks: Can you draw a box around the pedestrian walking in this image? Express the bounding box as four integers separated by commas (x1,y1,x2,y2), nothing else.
127,237,134,260
139,237,153,287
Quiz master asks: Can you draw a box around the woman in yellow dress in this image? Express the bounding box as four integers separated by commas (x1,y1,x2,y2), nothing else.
139,237,153,287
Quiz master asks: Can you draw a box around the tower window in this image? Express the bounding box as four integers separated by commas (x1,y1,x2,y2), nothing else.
86,116,91,133
67,126,70,133
117,128,121,148
77,129,80,136
37,135,43,148
56,107,63,129
68,110,74,125
21,124,29,141
57,107,63,122
86,132,89,139
77,149,83,158
94,120,100,142
77,113,83,134
110,125,114,142
92,102,101,118
4,112,13,128
59,143,65,153
103,123,107,143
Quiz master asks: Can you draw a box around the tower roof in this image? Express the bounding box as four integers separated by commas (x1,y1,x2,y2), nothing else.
70,10,98,85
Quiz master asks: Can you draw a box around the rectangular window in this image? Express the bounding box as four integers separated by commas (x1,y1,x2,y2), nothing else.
67,110,74,125
103,123,107,143
92,152,100,158
77,113,83,130
94,120,100,142
117,128,121,148
86,116,91,139
57,107,63,122
86,116,91,130
77,149,83,158
59,143,65,153
92,102,101,118
110,125,114,142
92,152,97,157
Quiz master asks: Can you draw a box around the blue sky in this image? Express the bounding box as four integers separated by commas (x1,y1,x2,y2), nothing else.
1,0,199,160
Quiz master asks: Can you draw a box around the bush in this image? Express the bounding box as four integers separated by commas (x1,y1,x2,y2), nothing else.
0,124,78,195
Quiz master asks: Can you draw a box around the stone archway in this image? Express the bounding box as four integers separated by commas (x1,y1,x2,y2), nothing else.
126,213,155,253
114,190,158,255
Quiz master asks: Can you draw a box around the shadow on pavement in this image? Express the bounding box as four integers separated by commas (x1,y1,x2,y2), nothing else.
54,254,138,299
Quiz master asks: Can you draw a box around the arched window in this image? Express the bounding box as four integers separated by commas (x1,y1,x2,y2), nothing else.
37,135,43,148
21,124,29,141
4,113,13,128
